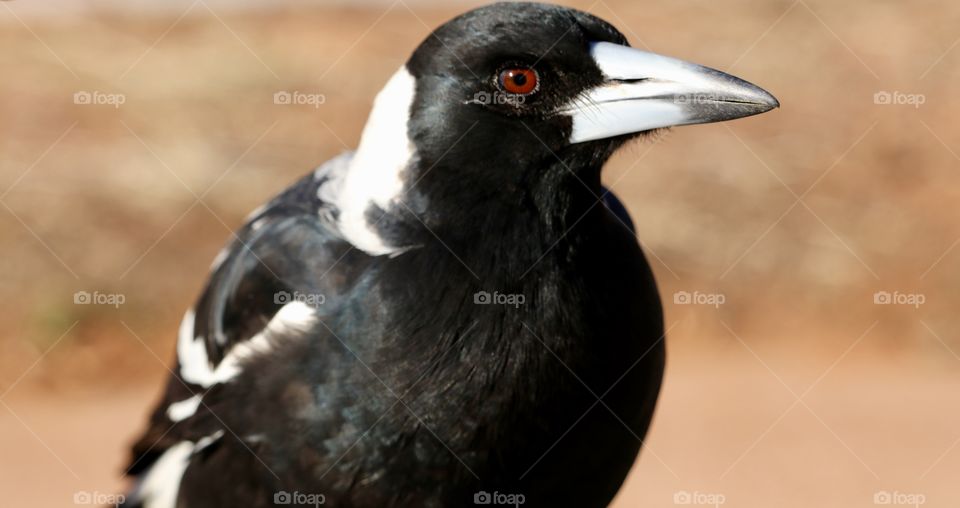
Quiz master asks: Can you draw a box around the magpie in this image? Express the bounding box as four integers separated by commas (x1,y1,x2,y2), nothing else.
122,3,778,507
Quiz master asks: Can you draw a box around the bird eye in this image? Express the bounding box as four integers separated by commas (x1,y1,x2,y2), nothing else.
498,67,539,95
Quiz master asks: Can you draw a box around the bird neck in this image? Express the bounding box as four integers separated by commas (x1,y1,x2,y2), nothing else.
378,156,607,267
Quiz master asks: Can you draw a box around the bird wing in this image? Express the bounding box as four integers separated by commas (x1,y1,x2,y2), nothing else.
124,153,359,491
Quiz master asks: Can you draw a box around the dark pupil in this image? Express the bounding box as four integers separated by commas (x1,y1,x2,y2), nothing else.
511,72,527,86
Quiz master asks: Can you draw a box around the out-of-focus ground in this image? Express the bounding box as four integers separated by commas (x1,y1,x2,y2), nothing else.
1,0,959,506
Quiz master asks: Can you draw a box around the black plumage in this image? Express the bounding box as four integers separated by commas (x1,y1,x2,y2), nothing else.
123,3,777,507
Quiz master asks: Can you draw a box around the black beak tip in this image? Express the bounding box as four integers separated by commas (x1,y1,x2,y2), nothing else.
757,88,780,111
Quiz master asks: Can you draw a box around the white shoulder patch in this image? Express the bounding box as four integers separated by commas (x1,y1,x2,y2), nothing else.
193,430,224,452
176,303,317,389
136,441,194,508
166,394,202,422
326,67,417,256
135,430,225,508
176,310,215,387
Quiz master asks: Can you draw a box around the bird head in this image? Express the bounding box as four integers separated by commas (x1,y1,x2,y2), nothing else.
400,2,777,164
341,2,778,253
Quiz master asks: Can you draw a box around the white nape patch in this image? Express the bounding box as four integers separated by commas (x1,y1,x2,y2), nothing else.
137,441,193,508
166,394,202,422
176,303,317,389
332,67,416,256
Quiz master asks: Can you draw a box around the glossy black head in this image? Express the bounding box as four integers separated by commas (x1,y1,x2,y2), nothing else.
352,2,778,247
405,3,629,182
394,3,777,207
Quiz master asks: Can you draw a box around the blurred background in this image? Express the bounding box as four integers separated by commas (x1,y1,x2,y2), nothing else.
1,0,958,506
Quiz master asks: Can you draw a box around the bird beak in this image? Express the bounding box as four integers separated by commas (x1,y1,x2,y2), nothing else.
564,42,779,143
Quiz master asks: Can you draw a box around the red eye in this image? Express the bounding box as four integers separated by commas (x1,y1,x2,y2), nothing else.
498,67,539,95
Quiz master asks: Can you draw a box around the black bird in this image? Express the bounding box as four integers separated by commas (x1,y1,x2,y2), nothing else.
123,3,778,507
